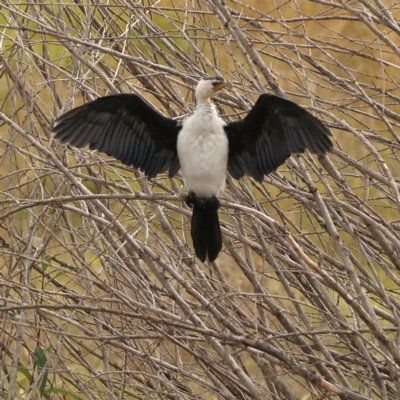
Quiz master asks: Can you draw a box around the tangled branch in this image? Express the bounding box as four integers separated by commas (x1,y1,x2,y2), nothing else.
1,1,399,399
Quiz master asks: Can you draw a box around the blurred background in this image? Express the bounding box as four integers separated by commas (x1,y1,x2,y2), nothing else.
1,1,400,399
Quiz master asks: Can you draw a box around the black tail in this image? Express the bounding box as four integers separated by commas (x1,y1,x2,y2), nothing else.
185,193,222,262
191,205,222,262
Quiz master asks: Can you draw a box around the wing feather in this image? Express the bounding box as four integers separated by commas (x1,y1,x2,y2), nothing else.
225,94,332,181
88,117,114,151
52,94,180,178
106,117,125,156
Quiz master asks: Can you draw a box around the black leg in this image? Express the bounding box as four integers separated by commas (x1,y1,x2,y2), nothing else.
185,192,199,207
203,196,220,211
185,193,220,210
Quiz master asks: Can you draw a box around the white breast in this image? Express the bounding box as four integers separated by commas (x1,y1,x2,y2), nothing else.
177,103,229,198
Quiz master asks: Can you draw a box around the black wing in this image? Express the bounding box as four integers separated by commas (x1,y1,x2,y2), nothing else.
52,94,181,178
225,94,333,182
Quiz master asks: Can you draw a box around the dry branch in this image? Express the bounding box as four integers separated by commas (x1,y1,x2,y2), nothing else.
1,1,400,399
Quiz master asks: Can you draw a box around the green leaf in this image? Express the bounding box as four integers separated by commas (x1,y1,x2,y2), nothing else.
6,307,21,318
44,271,64,288
41,253,52,271
33,347,48,397
33,346,47,369
39,370,48,396
43,388,83,400
17,210,29,220
34,237,44,248
17,365,32,380
74,312,85,325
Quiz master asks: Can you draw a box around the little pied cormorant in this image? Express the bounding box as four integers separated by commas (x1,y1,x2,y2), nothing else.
52,78,333,262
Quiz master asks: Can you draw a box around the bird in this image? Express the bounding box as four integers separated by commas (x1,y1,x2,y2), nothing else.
52,77,333,262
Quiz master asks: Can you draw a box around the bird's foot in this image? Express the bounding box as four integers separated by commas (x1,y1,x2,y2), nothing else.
185,192,199,207
185,193,220,211
204,196,220,211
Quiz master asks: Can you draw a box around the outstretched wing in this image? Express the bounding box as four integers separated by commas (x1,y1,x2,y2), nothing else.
52,94,181,178
225,94,333,182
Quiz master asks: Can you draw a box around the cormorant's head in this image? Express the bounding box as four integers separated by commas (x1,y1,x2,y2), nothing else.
195,77,231,102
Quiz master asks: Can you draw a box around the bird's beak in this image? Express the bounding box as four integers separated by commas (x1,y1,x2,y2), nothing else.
212,82,232,92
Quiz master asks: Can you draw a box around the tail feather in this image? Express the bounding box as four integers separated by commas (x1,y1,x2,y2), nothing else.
191,205,222,262
191,205,207,262
205,207,222,262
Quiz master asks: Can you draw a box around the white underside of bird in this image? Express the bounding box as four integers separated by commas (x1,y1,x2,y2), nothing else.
177,102,228,198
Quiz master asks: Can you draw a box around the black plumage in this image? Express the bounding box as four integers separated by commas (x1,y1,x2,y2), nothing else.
53,94,181,178
190,205,222,263
52,83,333,262
225,94,332,182
185,193,222,262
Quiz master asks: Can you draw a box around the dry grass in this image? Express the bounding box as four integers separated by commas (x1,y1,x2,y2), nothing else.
1,1,400,399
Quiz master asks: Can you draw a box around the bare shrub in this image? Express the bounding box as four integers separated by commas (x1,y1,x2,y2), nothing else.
1,1,400,399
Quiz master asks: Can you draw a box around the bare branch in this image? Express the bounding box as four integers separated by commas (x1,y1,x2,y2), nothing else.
1,1,399,399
